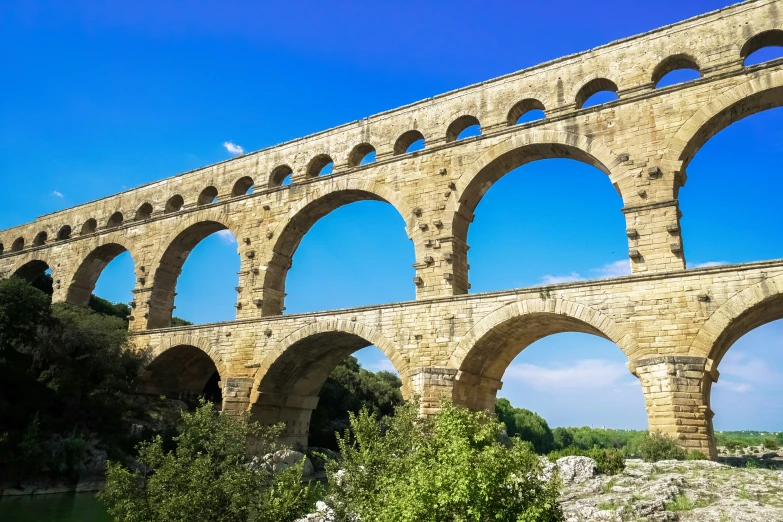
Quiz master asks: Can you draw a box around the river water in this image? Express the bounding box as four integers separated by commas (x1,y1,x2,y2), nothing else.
0,493,110,521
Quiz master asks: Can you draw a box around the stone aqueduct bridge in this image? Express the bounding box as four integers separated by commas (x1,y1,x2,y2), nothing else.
2,0,783,457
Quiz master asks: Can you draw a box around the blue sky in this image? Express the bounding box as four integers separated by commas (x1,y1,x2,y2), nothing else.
1,0,782,431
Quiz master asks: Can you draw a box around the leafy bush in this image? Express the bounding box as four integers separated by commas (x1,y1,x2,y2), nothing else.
762,437,779,450
327,401,564,522
495,398,555,454
309,356,403,450
552,426,574,449
636,432,686,462
685,450,708,460
100,400,321,522
723,439,745,452
547,446,625,475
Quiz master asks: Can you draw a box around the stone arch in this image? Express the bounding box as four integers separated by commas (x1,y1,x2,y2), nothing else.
574,77,619,109
305,154,334,178
106,212,123,229
661,69,783,181
137,335,226,400
250,319,407,446
393,129,425,155
268,165,293,187
32,231,47,247
449,298,637,411
57,225,72,241
507,98,546,126
135,203,153,221
232,175,255,196
741,29,783,63
347,143,376,167
445,115,481,143
81,218,97,235
689,273,783,366
12,258,51,284
261,179,413,316
197,186,218,206
164,194,184,214
651,53,701,87
146,209,241,329
11,237,24,252
452,130,628,240
64,234,139,307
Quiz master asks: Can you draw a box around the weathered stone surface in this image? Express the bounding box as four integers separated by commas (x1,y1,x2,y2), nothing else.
1,1,783,456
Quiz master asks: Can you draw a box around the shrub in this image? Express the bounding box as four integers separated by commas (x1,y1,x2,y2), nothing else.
636,432,686,462
547,446,625,475
685,450,708,460
723,439,745,452
328,401,564,521
99,400,322,522
762,437,779,450
552,427,574,450
495,398,555,454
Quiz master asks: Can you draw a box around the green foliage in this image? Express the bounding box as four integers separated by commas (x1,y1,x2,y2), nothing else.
716,430,783,448
685,450,708,460
495,397,555,454
308,356,403,450
547,446,625,475
99,400,321,522
562,426,647,451
0,278,143,483
636,432,686,462
745,458,759,469
552,426,574,449
762,437,779,450
722,438,746,452
327,401,564,522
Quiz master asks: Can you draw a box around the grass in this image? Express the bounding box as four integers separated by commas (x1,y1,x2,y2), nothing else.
666,494,713,512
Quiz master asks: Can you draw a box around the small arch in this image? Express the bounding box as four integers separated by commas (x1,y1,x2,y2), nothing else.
347,143,376,167
232,176,255,196
652,54,701,88
0,243,4,256
269,165,293,187
741,29,783,66
137,342,223,404
164,195,184,214
33,231,47,246
251,320,408,446
11,237,24,252
135,203,153,221
507,98,546,125
57,225,72,241
197,186,218,206
66,241,135,307
81,218,97,235
393,130,426,155
13,259,50,284
306,154,334,178
446,115,481,143
106,212,124,229
575,78,619,109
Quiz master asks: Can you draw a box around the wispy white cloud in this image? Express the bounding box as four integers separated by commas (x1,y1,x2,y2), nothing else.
504,359,632,391
214,230,237,244
592,260,631,279
719,381,752,393
365,359,399,375
539,260,630,285
691,261,728,269
51,190,64,198
223,141,244,155
540,272,583,285
721,352,779,384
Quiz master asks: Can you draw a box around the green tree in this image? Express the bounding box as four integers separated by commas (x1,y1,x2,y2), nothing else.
495,398,555,454
308,356,403,449
100,401,321,522
552,426,574,449
328,401,563,522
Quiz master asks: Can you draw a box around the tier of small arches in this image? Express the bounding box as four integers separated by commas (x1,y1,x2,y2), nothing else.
0,28,780,259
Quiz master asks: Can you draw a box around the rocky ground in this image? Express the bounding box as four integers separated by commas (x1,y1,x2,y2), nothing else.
554,457,783,522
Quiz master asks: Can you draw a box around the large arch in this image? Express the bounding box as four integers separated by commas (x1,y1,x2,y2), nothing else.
137,335,226,403
12,259,51,284
147,212,240,329
662,70,783,180
449,298,637,412
65,238,138,307
689,273,783,365
250,319,407,446
261,179,413,316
